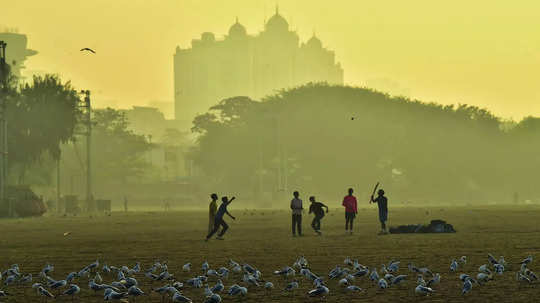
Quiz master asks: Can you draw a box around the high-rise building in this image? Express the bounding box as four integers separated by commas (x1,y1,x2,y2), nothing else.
0,32,38,78
173,9,344,128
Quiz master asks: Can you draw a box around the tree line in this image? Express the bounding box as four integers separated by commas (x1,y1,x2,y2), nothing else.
0,70,152,190
189,83,540,204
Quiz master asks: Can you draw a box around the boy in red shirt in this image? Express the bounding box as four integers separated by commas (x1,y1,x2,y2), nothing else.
342,188,358,235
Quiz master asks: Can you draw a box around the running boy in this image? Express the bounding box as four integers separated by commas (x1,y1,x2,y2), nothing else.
371,189,388,235
342,188,358,235
206,196,236,241
309,196,329,235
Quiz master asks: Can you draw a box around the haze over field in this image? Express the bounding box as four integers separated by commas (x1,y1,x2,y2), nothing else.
3,0,540,119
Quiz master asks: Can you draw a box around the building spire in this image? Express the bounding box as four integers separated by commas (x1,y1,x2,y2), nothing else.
235,16,239,24
276,4,279,14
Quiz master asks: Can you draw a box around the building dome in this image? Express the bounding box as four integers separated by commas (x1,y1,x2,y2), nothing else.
201,32,215,42
306,35,322,49
265,9,289,32
228,18,247,38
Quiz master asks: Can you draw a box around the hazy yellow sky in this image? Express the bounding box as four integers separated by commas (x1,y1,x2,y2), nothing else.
4,0,540,119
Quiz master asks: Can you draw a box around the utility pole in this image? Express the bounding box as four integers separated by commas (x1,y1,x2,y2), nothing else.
56,158,60,212
79,90,92,210
0,40,8,204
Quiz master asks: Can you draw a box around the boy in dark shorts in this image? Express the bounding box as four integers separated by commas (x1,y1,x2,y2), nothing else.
308,196,329,235
371,189,388,235
342,188,358,235
206,196,236,241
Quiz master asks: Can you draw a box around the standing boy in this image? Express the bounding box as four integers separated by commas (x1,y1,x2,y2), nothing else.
290,191,303,237
342,188,358,235
208,193,219,234
309,196,329,235
371,189,388,235
206,196,236,241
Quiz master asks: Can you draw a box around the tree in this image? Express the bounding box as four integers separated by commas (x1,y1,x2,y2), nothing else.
7,75,80,183
90,108,152,184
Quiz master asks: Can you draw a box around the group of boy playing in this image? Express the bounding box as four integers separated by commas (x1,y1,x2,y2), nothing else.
205,188,389,241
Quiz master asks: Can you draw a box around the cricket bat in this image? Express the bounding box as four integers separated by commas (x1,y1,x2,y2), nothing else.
369,182,380,204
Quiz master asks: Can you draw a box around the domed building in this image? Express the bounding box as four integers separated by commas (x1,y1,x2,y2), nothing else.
228,18,247,38
173,8,344,128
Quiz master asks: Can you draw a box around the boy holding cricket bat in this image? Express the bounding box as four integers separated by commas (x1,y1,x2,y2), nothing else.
371,188,388,235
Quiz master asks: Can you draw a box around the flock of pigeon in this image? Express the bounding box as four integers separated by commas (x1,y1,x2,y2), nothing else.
0,254,536,302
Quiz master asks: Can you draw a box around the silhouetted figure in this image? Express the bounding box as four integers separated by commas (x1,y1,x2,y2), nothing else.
309,196,328,235
206,196,236,241
342,188,358,235
123,196,128,212
208,193,219,234
290,191,303,237
371,189,388,235
164,200,171,212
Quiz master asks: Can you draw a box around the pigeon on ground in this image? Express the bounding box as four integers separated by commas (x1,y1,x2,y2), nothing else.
462,279,473,295
308,286,329,297
63,284,80,297
172,291,192,302
284,281,299,292
450,260,458,272
346,285,362,292
205,293,222,303
415,285,434,296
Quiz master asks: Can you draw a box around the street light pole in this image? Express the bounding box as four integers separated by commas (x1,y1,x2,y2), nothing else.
0,40,8,204
80,90,92,210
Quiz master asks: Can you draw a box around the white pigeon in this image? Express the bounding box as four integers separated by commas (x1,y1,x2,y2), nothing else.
346,285,362,292
37,286,54,299
284,281,299,292
478,264,490,274
427,273,440,287
308,286,329,297
462,279,473,295
494,264,504,275
202,261,209,273
391,275,407,285
172,291,192,302
370,269,379,282
127,285,145,297
388,260,400,273
183,263,191,272
415,285,434,296
338,278,349,287
450,260,458,272
520,255,533,265
63,284,81,297
476,272,492,284
378,278,388,289
211,280,224,293
264,282,274,290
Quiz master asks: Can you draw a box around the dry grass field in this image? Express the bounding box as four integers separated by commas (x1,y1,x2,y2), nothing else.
0,204,539,302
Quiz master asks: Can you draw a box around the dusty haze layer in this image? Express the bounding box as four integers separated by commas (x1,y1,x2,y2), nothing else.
3,0,540,119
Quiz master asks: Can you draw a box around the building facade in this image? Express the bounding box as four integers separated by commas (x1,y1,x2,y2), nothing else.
173,10,344,128
0,32,38,78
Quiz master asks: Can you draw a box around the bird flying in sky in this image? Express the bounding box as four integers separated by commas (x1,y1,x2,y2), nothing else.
80,48,96,54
